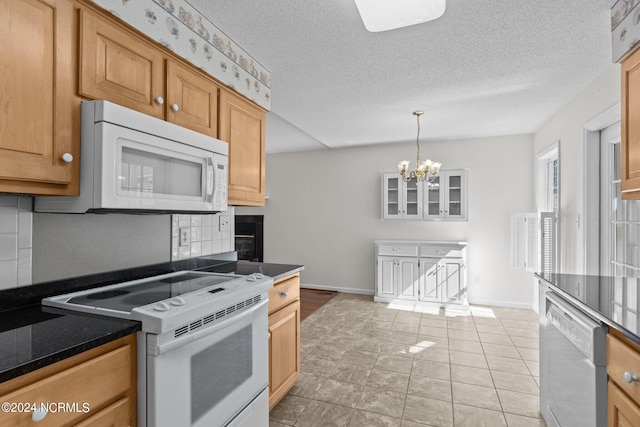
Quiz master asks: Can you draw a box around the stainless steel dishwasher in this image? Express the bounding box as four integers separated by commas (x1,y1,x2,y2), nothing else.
540,291,608,427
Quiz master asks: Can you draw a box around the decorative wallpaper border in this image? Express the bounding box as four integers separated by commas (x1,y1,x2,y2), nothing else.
612,0,640,61
91,0,271,109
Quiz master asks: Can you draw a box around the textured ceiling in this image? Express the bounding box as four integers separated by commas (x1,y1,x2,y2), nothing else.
189,0,614,153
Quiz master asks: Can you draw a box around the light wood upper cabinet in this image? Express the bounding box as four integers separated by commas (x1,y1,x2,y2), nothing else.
166,61,220,138
79,8,165,119
621,47,640,199
219,89,267,206
79,8,220,138
0,0,78,194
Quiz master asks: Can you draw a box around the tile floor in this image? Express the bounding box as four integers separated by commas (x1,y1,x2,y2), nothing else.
270,293,547,427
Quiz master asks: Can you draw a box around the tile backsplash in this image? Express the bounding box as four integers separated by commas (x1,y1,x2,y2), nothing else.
171,208,234,261
0,196,32,290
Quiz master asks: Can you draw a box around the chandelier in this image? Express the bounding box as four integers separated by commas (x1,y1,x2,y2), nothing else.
397,111,441,183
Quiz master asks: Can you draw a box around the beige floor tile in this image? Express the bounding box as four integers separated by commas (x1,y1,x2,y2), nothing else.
367,368,410,393
391,322,420,334
341,350,379,368
420,318,448,329
270,421,291,427
270,395,311,425
376,354,414,374
449,350,488,369
289,373,326,399
491,370,539,395
412,347,450,363
450,365,494,388
330,362,372,385
418,325,449,338
475,323,508,335
478,332,513,345
401,421,430,427
360,329,393,340
380,342,420,358
452,382,501,411
356,387,406,418
446,313,474,322
393,316,422,326
416,335,450,349
403,394,454,427
309,342,349,361
524,359,540,377
517,347,539,362
314,379,364,408
447,329,480,342
372,311,398,322
497,389,541,418
348,409,402,427
503,413,547,427
485,355,530,375
471,316,502,326
294,400,353,427
448,338,484,354
350,338,385,353
301,356,338,377
364,320,393,331
447,321,477,332
412,358,451,380
510,336,539,349
388,331,420,345
505,328,538,339
453,403,507,427
407,375,452,401
505,319,537,330
481,343,522,359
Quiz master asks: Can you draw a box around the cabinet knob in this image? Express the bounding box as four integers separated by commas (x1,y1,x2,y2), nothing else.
624,372,639,383
280,291,288,298
61,153,73,163
172,103,180,112
32,406,48,422
155,96,164,105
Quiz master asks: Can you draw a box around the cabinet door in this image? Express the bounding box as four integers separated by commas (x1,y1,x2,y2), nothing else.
622,47,640,199
443,171,468,221
382,174,402,219
268,300,300,410
166,60,220,138
377,257,397,298
423,175,443,220
397,258,419,300
219,89,266,206
74,397,130,427
440,259,465,303
79,8,164,119
0,0,75,190
608,382,640,427
403,179,423,219
419,258,440,302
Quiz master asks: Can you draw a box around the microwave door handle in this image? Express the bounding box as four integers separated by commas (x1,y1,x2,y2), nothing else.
206,157,214,203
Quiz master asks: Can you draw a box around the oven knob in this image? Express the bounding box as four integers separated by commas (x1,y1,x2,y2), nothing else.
170,297,186,306
153,302,170,312
246,276,257,282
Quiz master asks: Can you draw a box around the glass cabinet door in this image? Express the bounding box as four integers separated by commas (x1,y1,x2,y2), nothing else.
443,171,467,220
424,176,442,220
403,178,422,219
383,174,402,219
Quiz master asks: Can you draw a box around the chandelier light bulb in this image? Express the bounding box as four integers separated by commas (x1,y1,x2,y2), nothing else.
397,112,441,183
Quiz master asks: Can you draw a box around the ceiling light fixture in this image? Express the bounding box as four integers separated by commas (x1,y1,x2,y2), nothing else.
397,111,441,183
354,0,446,33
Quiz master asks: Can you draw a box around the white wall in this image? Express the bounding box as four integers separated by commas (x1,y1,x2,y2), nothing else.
238,134,535,307
533,63,621,274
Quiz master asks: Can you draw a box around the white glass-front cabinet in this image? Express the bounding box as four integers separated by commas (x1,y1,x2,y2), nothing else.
375,241,468,308
382,173,422,220
382,169,467,221
424,169,468,221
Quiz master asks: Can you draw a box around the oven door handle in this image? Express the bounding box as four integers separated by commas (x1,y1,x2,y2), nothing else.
152,297,268,356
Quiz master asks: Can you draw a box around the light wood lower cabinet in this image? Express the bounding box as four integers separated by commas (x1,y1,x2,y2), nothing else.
607,331,640,427
268,273,301,410
0,334,136,427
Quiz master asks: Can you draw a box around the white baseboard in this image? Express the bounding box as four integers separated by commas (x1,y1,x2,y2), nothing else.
467,298,534,309
300,283,375,296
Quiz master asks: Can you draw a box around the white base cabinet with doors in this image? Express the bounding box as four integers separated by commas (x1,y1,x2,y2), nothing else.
382,169,468,221
375,240,468,308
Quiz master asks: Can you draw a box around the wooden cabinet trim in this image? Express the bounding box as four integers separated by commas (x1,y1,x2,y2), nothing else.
269,274,301,314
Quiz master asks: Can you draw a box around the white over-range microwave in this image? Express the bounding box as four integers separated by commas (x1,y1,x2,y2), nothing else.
35,100,228,214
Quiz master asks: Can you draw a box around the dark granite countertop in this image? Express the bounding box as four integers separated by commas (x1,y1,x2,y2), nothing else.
0,253,303,384
536,273,640,343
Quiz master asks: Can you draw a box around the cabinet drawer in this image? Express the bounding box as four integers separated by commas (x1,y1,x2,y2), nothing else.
608,334,640,405
419,245,464,258
269,274,300,314
0,345,131,426
377,244,418,257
